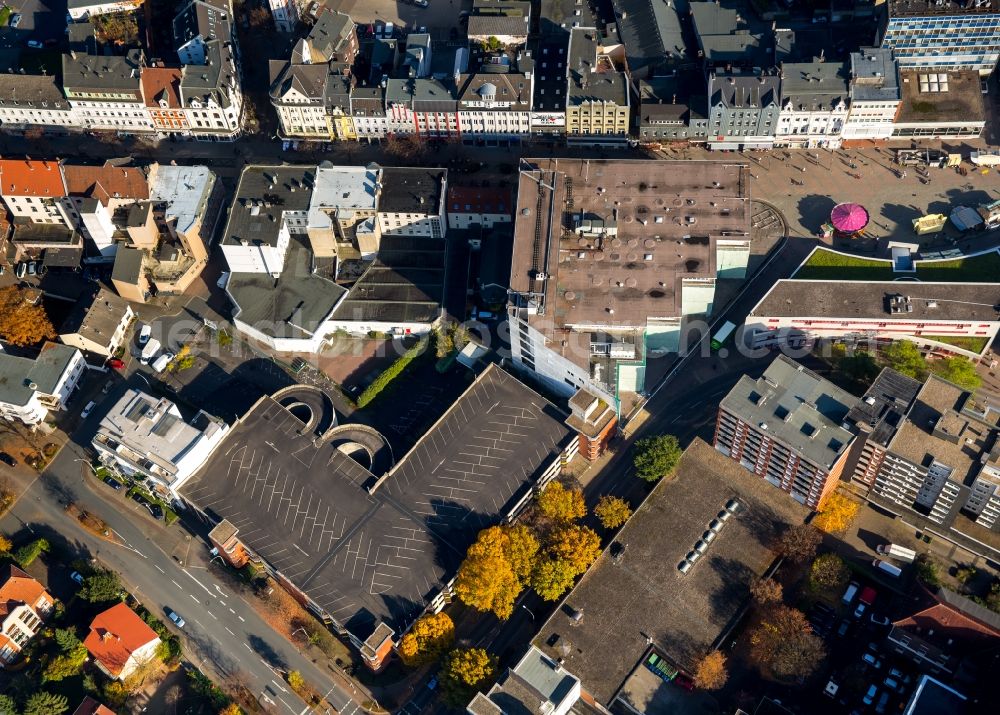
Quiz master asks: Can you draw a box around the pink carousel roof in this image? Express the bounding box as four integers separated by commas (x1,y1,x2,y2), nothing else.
830,203,870,233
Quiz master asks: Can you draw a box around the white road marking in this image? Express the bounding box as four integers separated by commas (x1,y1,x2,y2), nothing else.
271,679,288,693
229,608,235,614
189,594,200,604
172,580,182,589
154,565,165,573
243,642,252,651
238,615,245,622
182,569,216,597
225,626,235,635
208,611,217,620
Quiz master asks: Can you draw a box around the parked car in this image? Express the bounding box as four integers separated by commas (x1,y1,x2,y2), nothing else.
673,674,695,692
9,13,21,28
836,619,850,637
81,400,97,418
26,261,36,276
102,379,114,394
875,691,890,713
103,476,123,491
0,452,16,467
107,357,125,370
863,685,878,706
148,503,163,520
15,262,26,279
26,40,42,49
870,613,891,627
167,609,185,628
853,601,868,619
862,652,882,669
138,324,152,345
70,571,84,585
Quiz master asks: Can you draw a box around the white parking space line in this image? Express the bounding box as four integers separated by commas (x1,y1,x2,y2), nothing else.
225,626,235,635
172,580,182,589
243,642,252,651
154,565,165,573
238,615,245,622
189,594,200,604
208,611,217,619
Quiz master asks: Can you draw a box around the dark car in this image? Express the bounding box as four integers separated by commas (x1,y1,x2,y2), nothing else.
0,452,16,467
149,503,164,520
673,674,696,692
103,476,123,491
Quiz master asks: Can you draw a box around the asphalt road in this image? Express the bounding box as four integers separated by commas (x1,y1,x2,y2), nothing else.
2,440,361,715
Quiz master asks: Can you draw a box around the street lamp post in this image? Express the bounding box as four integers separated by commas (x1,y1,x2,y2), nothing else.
521,604,535,620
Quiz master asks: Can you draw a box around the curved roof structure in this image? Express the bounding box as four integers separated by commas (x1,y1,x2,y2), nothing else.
831,203,870,233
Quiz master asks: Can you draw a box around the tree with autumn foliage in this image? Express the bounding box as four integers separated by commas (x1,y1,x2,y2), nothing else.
398,612,455,667
0,534,11,554
594,495,632,530
218,705,242,715
536,482,587,523
809,553,849,591
530,524,601,601
812,492,860,534
0,286,56,347
749,605,825,680
777,524,822,563
454,524,539,619
440,648,497,706
693,651,728,690
749,576,783,605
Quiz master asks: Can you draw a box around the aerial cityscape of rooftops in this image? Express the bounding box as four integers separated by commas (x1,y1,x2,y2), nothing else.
1,0,1000,713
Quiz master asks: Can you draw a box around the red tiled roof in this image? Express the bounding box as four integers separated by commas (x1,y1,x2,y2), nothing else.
0,159,66,197
447,185,512,216
63,162,149,205
141,68,184,109
893,602,1000,651
84,603,160,678
72,696,116,715
0,563,52,613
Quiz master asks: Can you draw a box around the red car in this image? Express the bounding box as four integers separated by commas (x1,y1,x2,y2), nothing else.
107,358,125,370
673,674,695,692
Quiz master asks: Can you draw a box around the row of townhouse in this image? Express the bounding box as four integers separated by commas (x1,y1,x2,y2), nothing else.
269,2,632,144
0,0,242,140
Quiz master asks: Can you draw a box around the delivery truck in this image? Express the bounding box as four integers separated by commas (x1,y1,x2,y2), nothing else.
876,544,916,563
140,338,161,365
873,559,902,578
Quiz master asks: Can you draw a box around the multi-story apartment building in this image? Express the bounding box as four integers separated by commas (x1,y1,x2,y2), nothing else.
775,62,849,149
446,185,512,230
0,75,78,129
707,72,781,150
565,28,630,142
92,389,229,497
268,8,359,140
467,0,532,46
179,40,243,139
891,70,985,139
141,68,190,135
67,0,141,21
457,70,533,143
0,159,69,224
174,0,231,66
349,87,412,142
714,355,858,509
62,49,155,133
635,72,710,144
377,168,447,238
61,160,149,257
690,0,773,70
745,260,1000,360
508,159,750,410
58,287,135,367
850,370,1000,537
386,78,462,139
0,566,55,667
306,165,382,259
0,342,86,426
843,47,902,142
879,0,1000,75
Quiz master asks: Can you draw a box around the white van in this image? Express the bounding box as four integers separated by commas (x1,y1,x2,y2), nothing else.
873,559,902,578
152,352,174,374
876,544,916,563
842,581,860,604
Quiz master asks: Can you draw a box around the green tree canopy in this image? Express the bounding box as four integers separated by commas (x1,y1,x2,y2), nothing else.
24,692,69,715
882,341,926,379
633,434,682,482
80,569,123,603
929,357,981,391
54,627,81,653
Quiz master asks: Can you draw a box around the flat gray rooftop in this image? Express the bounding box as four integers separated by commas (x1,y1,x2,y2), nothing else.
896,71,985,124
331,235,445,324
228,234,346,341
720,355,857,470
534,438,809,704
751,280,1000,322
222,165,315,248
184,365,572,640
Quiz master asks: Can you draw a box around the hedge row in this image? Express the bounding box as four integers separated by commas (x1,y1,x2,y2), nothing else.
357,342,426,408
